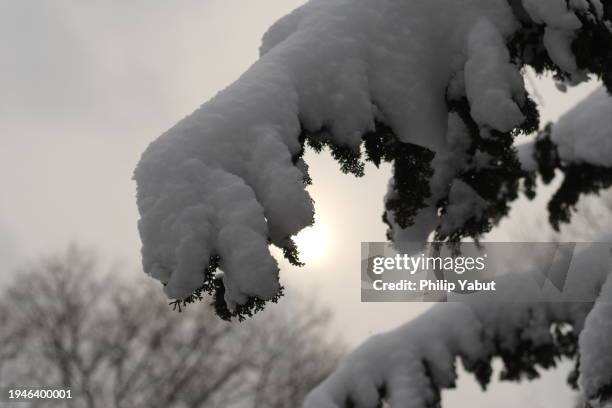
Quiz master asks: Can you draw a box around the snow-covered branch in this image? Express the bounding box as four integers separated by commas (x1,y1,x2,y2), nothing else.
304,241,612,407
518,86,612,229
135,0,612,316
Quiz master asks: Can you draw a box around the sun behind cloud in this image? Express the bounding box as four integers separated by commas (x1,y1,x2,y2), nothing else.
294,222,328,265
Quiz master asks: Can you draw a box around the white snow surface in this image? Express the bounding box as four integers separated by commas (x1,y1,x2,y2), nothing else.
543,27,580,77
552,87,612,167
464,18,526,133
135,0,599,308
522,0,582,30
515,86,612,172
438,180,487,236
523,0,585,80
516,139,537,171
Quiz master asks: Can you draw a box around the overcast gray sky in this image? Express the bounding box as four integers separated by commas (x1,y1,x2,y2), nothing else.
0,1,604,407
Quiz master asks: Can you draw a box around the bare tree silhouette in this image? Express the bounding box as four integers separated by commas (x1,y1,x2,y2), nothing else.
0,246,342,407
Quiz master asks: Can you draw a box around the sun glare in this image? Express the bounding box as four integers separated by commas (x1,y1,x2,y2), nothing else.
294,222,327,264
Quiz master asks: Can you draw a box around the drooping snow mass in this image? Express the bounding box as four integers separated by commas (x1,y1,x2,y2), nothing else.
517,86,612,171
464,18,526,132
552,87,612,167
135,0,611,315
514,86,612,230
523,0,586,80
135,57,314,306
438,180,488,237
304,241,612,408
